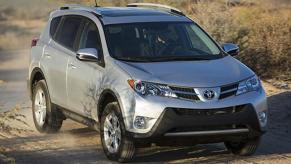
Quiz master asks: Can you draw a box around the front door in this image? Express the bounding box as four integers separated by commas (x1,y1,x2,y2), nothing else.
66,17,104,117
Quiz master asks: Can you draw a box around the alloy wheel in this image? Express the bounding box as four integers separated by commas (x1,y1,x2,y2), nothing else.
34,88,47,127
103,112,122,153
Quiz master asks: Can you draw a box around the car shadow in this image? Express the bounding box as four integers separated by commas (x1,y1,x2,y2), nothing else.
134,144,235,163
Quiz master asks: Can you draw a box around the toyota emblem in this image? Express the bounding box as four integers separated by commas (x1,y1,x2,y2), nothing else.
203,90,215,100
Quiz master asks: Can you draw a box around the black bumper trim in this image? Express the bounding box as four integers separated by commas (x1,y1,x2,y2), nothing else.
164,128,249,137
130,104,263,139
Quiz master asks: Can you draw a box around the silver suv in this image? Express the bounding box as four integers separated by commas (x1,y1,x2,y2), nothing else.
28,3,268,162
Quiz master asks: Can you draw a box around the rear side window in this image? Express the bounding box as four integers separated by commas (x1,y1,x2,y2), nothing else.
50,16,61,38
55,16,82,51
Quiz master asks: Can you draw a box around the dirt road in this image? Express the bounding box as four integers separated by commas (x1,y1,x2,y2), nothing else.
0,50,291,163
0,50,29,112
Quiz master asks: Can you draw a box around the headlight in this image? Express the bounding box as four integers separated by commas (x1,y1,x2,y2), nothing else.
236,76,261,95
128,79,177,98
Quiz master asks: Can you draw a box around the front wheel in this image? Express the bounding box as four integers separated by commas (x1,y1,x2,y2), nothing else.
100,102,135,162
225,137,261,156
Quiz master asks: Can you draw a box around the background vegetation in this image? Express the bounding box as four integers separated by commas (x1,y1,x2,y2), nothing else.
0,0,290,78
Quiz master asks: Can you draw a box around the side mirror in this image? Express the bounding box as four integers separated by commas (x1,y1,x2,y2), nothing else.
222,43,239,56
76,48,99,62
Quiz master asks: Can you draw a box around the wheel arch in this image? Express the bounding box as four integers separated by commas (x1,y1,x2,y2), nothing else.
29,67,46,100
97,89,123,121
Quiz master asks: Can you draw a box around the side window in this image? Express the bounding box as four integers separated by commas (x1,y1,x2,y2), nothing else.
78,20,103,55
50,16,61,38
55,16,82,51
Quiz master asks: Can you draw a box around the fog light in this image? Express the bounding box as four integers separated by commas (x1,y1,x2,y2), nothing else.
134,116,146,129
258,111,267,125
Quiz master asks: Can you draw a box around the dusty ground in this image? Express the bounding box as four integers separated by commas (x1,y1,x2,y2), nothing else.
0,50,291,163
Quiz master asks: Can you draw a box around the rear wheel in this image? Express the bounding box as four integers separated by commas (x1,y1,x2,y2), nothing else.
100,102,135,162
225,137,261,156
32,80,63,133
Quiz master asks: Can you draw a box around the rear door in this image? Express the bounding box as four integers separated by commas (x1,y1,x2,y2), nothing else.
44,15,83,108
66,17,104,117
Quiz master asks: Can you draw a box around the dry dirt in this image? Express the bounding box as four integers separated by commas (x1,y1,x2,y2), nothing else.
0,50,291,164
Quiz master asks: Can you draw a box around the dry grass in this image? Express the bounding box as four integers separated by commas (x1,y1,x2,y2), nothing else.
0,20,46,50
186,1,291,78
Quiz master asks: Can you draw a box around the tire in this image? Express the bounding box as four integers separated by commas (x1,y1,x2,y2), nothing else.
100,102,135,162
224,137,261,156
32,80,63,133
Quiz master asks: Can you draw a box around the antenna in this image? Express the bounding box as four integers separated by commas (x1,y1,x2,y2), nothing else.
94,0,99,7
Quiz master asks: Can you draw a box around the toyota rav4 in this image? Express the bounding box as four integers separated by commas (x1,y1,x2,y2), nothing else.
28,3,268,162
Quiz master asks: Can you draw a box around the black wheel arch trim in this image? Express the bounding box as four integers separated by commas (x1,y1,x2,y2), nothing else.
97,89,124,120
29,67,47,100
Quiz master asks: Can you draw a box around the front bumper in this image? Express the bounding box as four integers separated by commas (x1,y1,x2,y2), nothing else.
130,104,263,139
123,88,267,139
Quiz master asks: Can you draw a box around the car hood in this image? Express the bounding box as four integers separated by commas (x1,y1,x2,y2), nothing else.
114,56,255,87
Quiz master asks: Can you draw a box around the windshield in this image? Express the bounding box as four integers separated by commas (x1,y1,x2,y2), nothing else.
104,22,223,62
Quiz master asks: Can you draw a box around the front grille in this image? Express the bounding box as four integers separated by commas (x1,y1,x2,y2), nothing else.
169,86,199,101
221,83,238,92
168,82,239,101
219,83,238,99
175,93,200,100
170,86,195,93
220,90,237,99
172,105,245,116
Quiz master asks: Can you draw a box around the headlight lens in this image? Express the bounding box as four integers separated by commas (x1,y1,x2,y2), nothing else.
236,76,261,95
128,80,177,98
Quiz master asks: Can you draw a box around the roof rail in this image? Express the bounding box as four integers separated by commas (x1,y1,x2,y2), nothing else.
60,4,102,16
127,3,184,16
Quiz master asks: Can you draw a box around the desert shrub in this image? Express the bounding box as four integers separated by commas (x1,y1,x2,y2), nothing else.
232,5,291,78
242,12,290,77
187,1,291,78
0,7,15,21
188,1,240,43
0,0,59,20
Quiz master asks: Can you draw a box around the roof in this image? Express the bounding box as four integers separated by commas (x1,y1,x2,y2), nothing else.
58,5,192,25
97,7,191,25
96,7,170,17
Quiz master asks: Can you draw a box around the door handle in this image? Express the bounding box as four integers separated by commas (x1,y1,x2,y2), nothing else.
44,53,51,59
68,63,77,69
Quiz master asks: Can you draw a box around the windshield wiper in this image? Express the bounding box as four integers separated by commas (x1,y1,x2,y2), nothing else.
115,55,219,62
116,56,153,62
151,56,212,61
